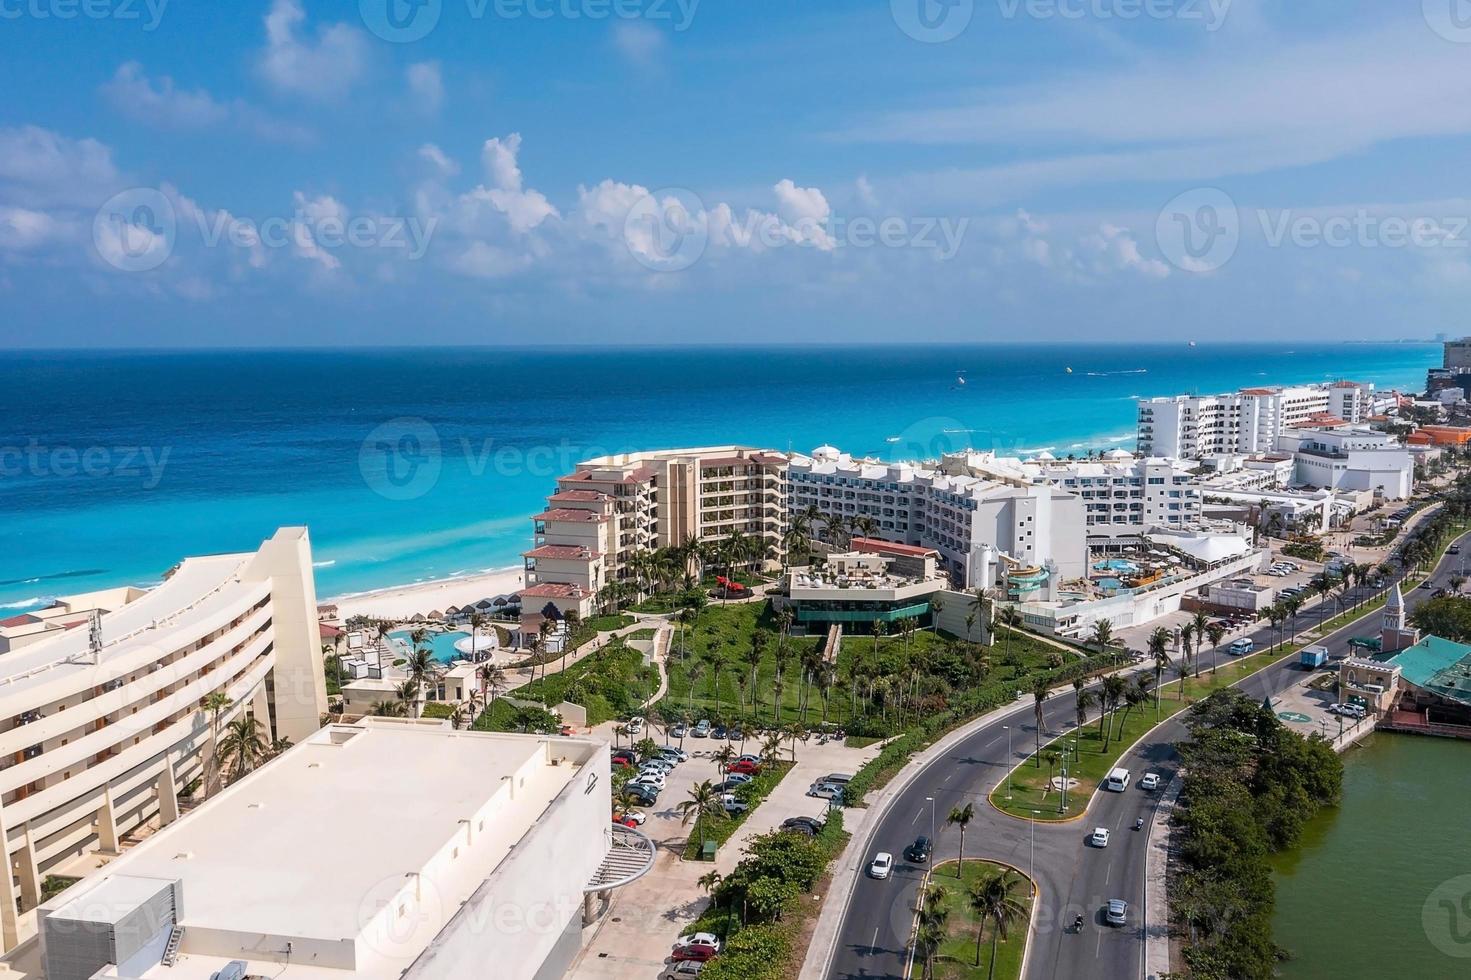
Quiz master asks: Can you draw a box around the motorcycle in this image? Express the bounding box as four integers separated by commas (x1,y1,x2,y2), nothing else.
1135,817,1145,831
1072,914,1084,933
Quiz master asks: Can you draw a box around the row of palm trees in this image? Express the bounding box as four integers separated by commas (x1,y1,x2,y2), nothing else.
199,692,290,797
595,531,779,615
915,867,1029,980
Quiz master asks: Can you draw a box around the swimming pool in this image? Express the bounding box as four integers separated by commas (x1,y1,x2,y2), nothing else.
388,630,473,665
1096,577,1124,592
1093,559,1140,574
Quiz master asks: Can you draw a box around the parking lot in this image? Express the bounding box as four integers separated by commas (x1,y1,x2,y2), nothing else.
567,722,881,979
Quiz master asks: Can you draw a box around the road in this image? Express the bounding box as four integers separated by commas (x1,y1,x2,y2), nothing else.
828,532,1463,980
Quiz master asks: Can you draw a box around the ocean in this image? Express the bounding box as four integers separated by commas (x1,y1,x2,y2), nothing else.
0,343,1438,610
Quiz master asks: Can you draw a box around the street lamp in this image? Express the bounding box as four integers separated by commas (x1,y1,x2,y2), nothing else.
1059,766,1069,814
1003,726,1013,800
925,795,936,844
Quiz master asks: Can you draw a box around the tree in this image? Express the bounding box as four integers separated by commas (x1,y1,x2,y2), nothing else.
926,799,966,875
969,870,1029,976
201,691,234,798
1100,675,1127,749
1074,683,1096,732
401,646,443,718
1089,618,1115,657
1205,622,1226,675
1116,683,1147,741
216,711,268,785
1031,677,1050,763
917,881,950,980
677,780,727,850
1191,609,1210,677
1147,626,1172,710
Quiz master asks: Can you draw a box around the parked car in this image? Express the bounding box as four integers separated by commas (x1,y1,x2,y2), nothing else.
1090,827,1111,848
727,727,743,742
612,757,634,770
1450,545,1461,555
660,960,706,980
711,724,728,740
729,760,762,776
1106,899,1128,927
905,836,932,863
674,933,722,956
723,772,753,785
721,793,749,814
717,779,749,793
625,784,658,806
630,772,666,791
821,773,855,785
868,852,894,880
1139,772,1161,791
670,944,717,964
736,754,762,765
670,723,688,738
782,816,824,835
808,781,844,799
626,716,644,734
692,720,712,738
659,747,689,763
615,808,647,826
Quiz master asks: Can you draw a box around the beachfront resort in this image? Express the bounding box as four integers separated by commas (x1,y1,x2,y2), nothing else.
14,354,1471,979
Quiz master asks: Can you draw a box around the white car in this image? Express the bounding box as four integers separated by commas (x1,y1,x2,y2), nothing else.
1139,773,1161,791
724,772,753,785
626,716,644,735
629,773,665,791
673,933,722,955
617,809,647,826
1090,827,1110,848
1106,899,1128,927
808,782,843,799
721,793,749,814
868,852,893,880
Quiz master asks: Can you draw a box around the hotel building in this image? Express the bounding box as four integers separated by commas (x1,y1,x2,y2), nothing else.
1137,384,1336,458
1012,452,1204,549
787,446,1087,593
26,720,644,980
523,447,788,628
0,528,326,953
1276,426,1415,499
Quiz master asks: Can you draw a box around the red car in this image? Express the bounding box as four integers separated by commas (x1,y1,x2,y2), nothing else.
612,757,634,769
728,760,762,776
670,944,717,964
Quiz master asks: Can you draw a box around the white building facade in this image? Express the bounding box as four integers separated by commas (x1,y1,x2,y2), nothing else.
0,528,327,953
1138,384,1338,458
1277,427,1415,499
1017,454,1203,549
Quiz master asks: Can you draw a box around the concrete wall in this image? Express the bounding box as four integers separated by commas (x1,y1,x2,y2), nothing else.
933,591,993,645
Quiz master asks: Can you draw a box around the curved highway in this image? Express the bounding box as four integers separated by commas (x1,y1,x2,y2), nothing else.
827,532,1462,980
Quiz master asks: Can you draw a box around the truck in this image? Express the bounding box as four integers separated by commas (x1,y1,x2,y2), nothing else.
1299,645,1329,669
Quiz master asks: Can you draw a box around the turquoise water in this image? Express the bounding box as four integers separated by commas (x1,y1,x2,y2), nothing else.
0,343,1438,608
1272,735,1471,978
1093,559,1140,573
387,630,471,665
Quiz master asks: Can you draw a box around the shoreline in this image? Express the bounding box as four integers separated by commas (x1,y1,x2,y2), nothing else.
326,566,526,622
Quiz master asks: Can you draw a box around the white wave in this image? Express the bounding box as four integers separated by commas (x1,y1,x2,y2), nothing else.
312,560,337,569
1017,446,1057,455
0,597,44,609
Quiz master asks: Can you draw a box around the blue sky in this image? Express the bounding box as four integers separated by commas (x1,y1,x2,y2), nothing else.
2,0,1470,346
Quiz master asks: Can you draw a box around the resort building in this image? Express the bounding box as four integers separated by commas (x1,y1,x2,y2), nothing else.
1137,384,1345,458
22,719,647,980
524,447,787,631
0,528,327,953
1275,426,1415,500
1010,452,1204,549
1406,424,1471,447
778,543,948,632
787,446,1087,595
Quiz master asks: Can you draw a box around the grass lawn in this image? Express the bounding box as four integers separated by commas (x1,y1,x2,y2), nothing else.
513,644,659,726
660,602,1081,731
583,613,637,633
681,760,795,859
923,860,1034,980
990,587,1409,821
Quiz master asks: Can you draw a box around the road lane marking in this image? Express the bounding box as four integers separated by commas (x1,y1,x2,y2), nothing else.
872,927,879,950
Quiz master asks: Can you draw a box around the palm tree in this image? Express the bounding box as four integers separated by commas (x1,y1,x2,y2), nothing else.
1043,749,1061,790
677,780,726,850
216,712,268,785
1116,683,1147,740
401,646,442,718
997,607,1022,659
1089,618,1115,660
201,691,234,797
699,868,733,938
969,870,1029,977
917,881,951,980
948,802,976,876
1178,622,1194,681
1190,610,1209,677
1204,622,1226,675
1031,677,1050,763
1073,680,1095,732
1146,627,1171,710
1100,674,1126,749
371,699,407,717
478,661,506,706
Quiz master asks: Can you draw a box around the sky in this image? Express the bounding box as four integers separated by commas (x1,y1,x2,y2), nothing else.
2,0,1471,347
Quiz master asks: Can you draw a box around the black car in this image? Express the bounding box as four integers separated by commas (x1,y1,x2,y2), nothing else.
780,816,824,836
625,784,658,806
905,836,932,863
727,727,743,742
1451,546,1461,555
711,724,728,740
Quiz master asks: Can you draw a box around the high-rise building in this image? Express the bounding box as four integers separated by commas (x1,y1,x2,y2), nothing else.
1138,385,1334,458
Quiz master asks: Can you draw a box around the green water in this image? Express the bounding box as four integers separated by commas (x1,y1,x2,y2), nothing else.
1272,735,1471,978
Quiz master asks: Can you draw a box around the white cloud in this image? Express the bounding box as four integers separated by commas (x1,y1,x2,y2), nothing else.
611,22,666,71
257,0,370,102
406,62,444,114
0,206,64,251
101,63,313,144
0,126,119,207
418,144,459,178
468,134,559,234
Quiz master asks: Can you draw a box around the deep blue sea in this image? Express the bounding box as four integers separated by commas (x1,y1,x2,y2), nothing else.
0,343,1438,609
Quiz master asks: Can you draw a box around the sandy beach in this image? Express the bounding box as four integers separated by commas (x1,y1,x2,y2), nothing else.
328,567,525,622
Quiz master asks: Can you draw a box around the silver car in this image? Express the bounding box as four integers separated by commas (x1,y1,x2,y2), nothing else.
1106,899,1128,926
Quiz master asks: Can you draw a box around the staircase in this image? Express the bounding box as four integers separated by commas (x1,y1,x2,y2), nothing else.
162,925,184,967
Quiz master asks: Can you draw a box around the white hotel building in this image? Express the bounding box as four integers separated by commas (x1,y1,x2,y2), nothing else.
0,528,326,953
29,721,637,980
1012,453,1203,550
1138,384,1337,458
787,446,1087,593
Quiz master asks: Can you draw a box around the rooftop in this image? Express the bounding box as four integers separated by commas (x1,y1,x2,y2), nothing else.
1389,635,1471,704
522,544,600,560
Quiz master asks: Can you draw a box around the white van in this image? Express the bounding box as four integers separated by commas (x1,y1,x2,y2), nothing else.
1104,768,1131,792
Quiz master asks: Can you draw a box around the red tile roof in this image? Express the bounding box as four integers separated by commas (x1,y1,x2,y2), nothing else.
533,509,610,523
523,544,600,560
851,537,940,558
319,623,345,638
0,613,41,628
549,489,606,503
521,583,589,598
